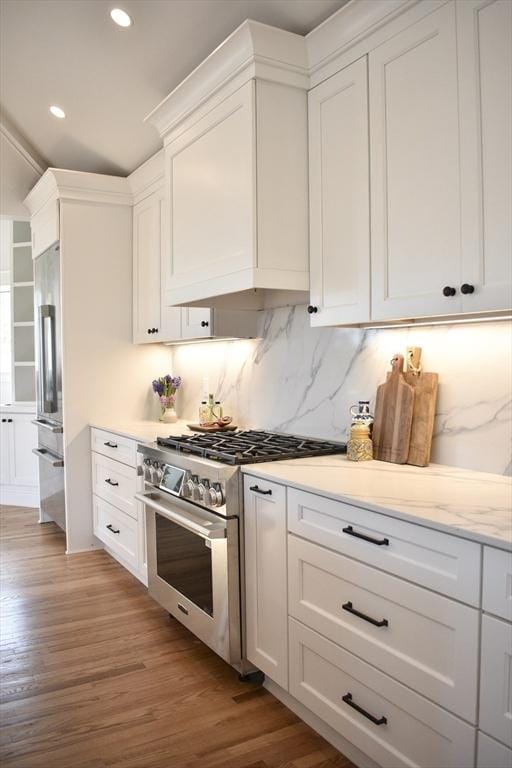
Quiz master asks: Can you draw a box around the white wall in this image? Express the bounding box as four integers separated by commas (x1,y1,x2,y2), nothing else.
171,308,512,476
60,200,171,552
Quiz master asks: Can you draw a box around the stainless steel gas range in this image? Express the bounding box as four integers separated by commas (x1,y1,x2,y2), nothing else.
136,431,346,677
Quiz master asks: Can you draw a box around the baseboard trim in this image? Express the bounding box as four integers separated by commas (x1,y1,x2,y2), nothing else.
0,486,39,507
264,678,379,768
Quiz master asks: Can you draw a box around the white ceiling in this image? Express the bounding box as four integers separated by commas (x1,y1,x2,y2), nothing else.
0,0,345,180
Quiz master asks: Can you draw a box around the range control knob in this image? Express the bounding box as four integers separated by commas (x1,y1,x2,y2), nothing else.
211,482,225,507
197,478,210,502
151,465,163,485
190,474,201,501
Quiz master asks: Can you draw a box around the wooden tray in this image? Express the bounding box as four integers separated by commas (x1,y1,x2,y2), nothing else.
187,423,238,433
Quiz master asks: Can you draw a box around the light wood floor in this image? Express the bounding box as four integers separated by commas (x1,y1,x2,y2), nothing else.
0,505,355,768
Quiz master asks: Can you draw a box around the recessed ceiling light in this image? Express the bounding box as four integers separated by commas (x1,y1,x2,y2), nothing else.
110,8,132,27
49,105,66,119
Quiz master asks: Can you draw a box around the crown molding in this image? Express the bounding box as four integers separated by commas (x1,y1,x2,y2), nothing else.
127,149,164,203
24,168,131,217
0,112,47,177
145,19,308,138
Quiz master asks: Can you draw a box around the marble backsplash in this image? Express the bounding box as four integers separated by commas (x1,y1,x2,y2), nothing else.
170,308,512,475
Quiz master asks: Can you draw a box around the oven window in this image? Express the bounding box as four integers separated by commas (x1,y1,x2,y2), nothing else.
155,513,213,617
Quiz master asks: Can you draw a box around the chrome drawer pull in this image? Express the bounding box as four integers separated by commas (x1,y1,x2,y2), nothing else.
104,441,118,448
105,478,119,487
342,693,387,726
177,603,189,616
342,525,389,546
342,601,389,628
106,524,120,534
249,485,272,495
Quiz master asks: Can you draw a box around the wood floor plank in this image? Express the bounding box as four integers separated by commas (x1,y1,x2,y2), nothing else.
0,505,355,768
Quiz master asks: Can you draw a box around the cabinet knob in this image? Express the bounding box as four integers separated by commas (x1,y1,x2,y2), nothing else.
442,286,456,297
460,283,475,295
153,327,158,333
147,329,151,334
201,321,209,328
307,305,318,314
1,419,6,423
7,419,12,423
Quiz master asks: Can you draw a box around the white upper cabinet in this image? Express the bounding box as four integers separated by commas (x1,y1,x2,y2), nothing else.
308,56,370,326
146,21,309,310
129,152,257,343
307,0,511,327
370,3,462,321
458,0,512,313
133,188,181,344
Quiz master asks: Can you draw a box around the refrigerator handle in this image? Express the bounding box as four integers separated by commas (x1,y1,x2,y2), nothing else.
39,305,58,413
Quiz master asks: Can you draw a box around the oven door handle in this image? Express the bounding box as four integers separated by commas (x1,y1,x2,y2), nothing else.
135,492,227,540
32,447,64,467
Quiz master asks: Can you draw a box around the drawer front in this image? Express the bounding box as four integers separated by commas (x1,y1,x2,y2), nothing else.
289,618,476,768
288,487,481,606
483,546,512,621
92,452,138,519
477,732,512,768
93,495,138,568
480,614,512,748
288,534,479,722
90,428,137,468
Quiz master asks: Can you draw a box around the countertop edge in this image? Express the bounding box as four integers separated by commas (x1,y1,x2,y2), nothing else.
241,465,512,552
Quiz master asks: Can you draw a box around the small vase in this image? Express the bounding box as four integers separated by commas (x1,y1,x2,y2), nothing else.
160,406,177,423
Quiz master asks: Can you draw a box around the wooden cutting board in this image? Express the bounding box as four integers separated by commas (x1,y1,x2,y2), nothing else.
404,371,439,467
187,423,237,433
373,354,415,464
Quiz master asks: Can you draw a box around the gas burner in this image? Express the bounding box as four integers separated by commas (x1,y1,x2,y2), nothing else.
156,430,346,466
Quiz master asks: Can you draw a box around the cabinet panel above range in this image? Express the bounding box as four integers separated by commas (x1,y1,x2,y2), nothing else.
145,21,309,311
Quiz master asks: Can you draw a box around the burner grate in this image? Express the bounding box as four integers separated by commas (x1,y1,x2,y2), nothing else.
156,430,346,465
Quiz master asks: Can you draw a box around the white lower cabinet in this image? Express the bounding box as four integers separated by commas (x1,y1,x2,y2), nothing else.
288,534,479,722
480,614,512,748
477,732,512,768
91,428,146,584
243,470,509,768
289,618,476,768
243,476,288,689
93,495,138,571
0,411,39,506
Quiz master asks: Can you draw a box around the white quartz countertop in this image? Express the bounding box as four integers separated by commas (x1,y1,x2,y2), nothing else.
242,456,512,550
90,419,195,444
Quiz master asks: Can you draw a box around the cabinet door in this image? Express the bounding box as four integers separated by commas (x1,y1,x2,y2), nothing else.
243,476,288,689
309,56,370,326
370,3,462,320
180,308,211,340
11,414,38,487
477,732,512,768
0,419,11,485
163,81,255,298
133,192,181,344
458,0,512,313
480,614,512,748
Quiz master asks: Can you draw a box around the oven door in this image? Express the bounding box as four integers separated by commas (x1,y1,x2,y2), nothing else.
137,490,241,665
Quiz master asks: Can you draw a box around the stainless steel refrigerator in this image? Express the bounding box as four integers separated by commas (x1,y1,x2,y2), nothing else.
33,242,65,531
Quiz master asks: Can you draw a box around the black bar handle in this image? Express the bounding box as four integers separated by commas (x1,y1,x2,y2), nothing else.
104,441,118,448
342,693,387,726
249,485,272,496
342,525,389,547
105,478,119,487
106,524,120,534
342,601,389,628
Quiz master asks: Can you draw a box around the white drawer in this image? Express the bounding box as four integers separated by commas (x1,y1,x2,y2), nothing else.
477,732,512,768
288,534,479,722
483,546,512,621
93,495,138,569
480,614,512,748
289,618,476,768
90,427,137,468
287,487,481,606
92,451,138,519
